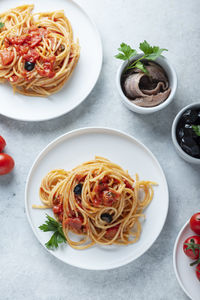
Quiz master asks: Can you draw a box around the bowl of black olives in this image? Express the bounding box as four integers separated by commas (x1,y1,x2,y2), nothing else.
172,103,200,164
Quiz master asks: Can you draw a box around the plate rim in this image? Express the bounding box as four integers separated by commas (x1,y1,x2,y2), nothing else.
173,219,193,300
25,127,169,270
0,0,103,122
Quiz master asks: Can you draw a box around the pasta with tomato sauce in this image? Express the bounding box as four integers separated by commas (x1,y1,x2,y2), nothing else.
35,157,156,250
0,5,80,96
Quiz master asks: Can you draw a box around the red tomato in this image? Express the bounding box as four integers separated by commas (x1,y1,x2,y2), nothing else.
124,179,133,189
37,67,55,78
23,49,40,63
190,213,200,235
196,263,200,281
65,216,83,233
9,75,18,83
0,136,6,152
102,191,114,206
58,213,63,222
53,203,63,214
102,190,120,206
15,45,29,56
0,50,14,66
101,176,109,183
36,56,56,78
183,236,200,260
105,225,120,239
30,36,42,48
0,153,14,175
7,36,27,45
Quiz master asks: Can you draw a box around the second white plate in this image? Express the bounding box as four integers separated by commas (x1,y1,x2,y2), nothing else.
173,220,200,300
25,127,169,270
0,0,102,121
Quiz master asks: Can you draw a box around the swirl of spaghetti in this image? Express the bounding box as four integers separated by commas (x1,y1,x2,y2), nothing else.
36,157,157,250
0,5,80,96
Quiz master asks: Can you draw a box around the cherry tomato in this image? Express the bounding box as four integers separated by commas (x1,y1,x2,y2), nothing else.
183,236,200,260
196,263,200,281
190,212,200,235
0,153,14,175
0,136,6,152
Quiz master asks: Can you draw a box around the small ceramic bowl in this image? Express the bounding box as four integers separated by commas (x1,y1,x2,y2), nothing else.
171,102,200,164
116,54,177,114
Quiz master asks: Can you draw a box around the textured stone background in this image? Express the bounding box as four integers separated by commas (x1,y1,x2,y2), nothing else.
1,0,200,299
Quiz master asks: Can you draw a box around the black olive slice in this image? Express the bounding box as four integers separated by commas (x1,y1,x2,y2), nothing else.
25,61,35,71
101,213,112,223
74,183,83,195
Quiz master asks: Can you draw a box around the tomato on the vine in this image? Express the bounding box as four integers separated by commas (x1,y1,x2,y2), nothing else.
0,153,15,175
0,136,6,152
190,212,200,235
183,236,200,260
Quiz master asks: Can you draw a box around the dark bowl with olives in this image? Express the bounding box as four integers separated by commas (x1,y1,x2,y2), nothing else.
172,103,200,164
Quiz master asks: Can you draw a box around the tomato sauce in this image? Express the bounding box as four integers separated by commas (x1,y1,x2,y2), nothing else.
124,179,134,190
36,56,56,78
92,177,120,207
2,27,56,79
105,225,120,239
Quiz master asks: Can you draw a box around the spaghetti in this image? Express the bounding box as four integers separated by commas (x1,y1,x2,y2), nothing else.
0,5,80,96
36,157,156,250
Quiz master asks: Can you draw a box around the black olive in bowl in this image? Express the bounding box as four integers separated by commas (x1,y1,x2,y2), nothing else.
172,103,200,164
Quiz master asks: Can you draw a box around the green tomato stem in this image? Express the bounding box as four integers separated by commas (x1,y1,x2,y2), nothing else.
190,258,200,267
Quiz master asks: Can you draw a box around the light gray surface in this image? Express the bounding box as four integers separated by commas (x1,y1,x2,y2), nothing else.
0,0,199,299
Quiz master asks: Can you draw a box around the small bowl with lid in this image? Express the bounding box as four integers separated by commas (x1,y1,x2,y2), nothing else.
171,103,200,164
116,54,177,114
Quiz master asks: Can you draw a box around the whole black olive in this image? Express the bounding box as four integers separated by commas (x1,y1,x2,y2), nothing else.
182,109,198,124
184,124,197,138
176,127,184,140
196,136,200,145
101,213,112,223
25,61,35,71
74,183,83,195
181,137,200,157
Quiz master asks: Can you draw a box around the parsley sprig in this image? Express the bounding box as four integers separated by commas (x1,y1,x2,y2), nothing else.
192,125,200,137
39,214,66,250
115,40,168,74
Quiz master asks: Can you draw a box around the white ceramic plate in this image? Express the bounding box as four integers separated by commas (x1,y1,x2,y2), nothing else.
0,0,102,121
25,128,169,270
173,220,200,300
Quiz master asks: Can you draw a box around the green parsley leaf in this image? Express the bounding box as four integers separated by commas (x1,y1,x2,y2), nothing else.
145,47,168,61
139,40,153,55
192,125,200,136
115,42,137,61
39,214,60,232
0,22,4,29
45,232,59,249
140,40,168,60
135,61,148,74
39,214,66,250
